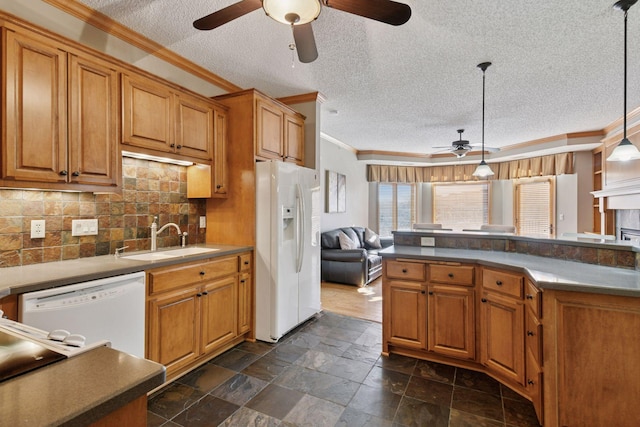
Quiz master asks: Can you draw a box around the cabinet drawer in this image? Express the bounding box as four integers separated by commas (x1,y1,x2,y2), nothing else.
386,261,426,281
525,353,542,409
526,308,543,365
239,253,251,272
430,265,474,286
525,280,542,317
148,256,238,295
483,268,523,298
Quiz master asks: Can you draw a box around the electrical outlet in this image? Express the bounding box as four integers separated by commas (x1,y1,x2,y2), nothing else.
420,237,435,247
72,219,98,236
199,216,206,228
31,220,45,239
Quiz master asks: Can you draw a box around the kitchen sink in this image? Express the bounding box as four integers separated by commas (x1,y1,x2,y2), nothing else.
121,247,219,261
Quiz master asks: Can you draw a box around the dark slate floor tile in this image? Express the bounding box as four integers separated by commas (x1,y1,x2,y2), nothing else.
503,396,541,427
313,335,352,356
269,342,309,363
274,364,360,405
348,384,403,421
413,360,456,385
283,394,344,426
242,354,292,382
236,340,276,355
218,406,284,426
449,408,506,427
393,396,450,427
245,383,305,420
452,387,504,422
211,348,261,372
339,316,375,333
171,395,239,427
295,348,339,371
211,373,269,406
455,368,502,395
375,353,418,375
324,326,365,343
405,376,454,407
176,363,235,393
300,320,334,337
335,407,393,427
147,383,205,420
362,366,411,395
321,355,374,383
146,411,167,427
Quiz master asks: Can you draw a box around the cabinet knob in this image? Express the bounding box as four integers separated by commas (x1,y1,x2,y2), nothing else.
202,291,208,296
216,185,222,189
528,379,535,385
448,273,454,278
527,331,535,336
244,261,249,265
526,294,534,300
421,290,426,294
170,143,175,148
176,144,182,149
200,271,205,276
59,170,68,176
196,292,203,297
72,171,80,177
241,279,246,283
428,291,434,295
496,280,503,286
481,298,487,303
402,268,407,273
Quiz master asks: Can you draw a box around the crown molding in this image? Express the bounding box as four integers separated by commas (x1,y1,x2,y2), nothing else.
278,92,327,105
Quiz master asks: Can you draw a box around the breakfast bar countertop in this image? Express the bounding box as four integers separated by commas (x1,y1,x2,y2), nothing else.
380,245,640,297
0,345,165,426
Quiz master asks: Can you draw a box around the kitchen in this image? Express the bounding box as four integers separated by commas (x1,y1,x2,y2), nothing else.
1,1,640,426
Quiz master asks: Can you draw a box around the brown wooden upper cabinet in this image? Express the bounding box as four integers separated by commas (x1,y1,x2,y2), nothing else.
2,26,120,191
255,95,305,165
122,72,216,162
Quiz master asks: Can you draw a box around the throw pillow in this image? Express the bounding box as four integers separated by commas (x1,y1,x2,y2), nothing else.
338,231,358,250
364,227,382,249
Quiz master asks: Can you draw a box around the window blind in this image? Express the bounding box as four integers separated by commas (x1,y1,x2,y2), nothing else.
433,183,489,231
377,183,416,237
516,179,553,236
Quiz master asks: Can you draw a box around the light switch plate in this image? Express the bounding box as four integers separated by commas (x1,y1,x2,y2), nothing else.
199,216,206,228
72,219,98,236
421,237,435,247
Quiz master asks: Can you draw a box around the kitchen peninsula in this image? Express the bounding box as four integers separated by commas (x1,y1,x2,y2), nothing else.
381,231,640,426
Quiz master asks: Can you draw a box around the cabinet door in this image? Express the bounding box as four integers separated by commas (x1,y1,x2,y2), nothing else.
284,113,304,165
175,92,213,161
201,276,237,353
238,272,252,335
256,98,283,160
386,280,427,349
147,289,200,377
427,284,475,360
480,291,525,385
68,53,119,187
122,73,173,153
212,107,228,196
4,30,67,183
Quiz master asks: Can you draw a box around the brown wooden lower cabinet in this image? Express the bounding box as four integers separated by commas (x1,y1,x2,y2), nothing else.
427,284,475,360
384,279,427,351
146,251,253,380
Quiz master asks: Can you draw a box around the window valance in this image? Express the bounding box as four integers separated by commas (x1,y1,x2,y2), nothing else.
366,153,574,183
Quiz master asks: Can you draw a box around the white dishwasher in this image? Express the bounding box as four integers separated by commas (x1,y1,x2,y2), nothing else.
19,271,146,358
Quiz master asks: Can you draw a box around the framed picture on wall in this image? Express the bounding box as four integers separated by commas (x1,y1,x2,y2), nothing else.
326,170,346,213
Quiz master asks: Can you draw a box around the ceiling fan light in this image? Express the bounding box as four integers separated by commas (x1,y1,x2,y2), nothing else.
263,0,321,25
472,160,494,177
607,138,640,161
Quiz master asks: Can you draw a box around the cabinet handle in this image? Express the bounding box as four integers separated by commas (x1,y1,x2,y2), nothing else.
420,290,426,294
528,379,535,385
527,331,535,336
202,291,208,296
72,171,80,177
170,143,175,148
402,268,407,273
244,261,249,265
526,294,534,300
200,271,205,276
496,280,503,286
428,291,434,295
196,293,203,297
448,273,454,278
481,298,487,303
59,170,68,176
176,144,182,149
216,185,222,189
240,279,246,283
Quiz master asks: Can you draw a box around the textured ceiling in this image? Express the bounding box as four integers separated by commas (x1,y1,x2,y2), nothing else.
77,0,640,159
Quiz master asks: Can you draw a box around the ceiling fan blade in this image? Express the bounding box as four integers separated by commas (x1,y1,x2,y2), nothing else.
293,23,318,63
193,0,262,30
323,0,411,26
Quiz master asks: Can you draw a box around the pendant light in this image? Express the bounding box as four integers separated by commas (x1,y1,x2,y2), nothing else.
473,62,495,177
607,0,640,161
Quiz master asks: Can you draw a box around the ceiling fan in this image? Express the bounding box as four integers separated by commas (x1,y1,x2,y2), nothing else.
432,129,500,158
193,0,412,63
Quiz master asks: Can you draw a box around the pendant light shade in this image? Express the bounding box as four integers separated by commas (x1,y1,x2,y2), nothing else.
607,0,640,162
473,62,495,177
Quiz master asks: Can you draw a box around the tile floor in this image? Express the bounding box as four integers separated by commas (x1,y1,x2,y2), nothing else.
147,312,541,427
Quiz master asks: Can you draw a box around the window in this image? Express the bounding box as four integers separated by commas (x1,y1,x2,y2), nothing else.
377,183,416,237
433,183,489,231
515,177,555,237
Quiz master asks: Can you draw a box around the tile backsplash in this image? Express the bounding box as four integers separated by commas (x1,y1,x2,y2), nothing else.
0,158,206,267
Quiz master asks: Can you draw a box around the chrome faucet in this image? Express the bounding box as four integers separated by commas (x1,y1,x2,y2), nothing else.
150,216,187,251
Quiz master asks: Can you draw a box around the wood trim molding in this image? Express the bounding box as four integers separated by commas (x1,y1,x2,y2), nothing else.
278,92,327,105
42,0,242,93
603,104,640,135
499,130,605,152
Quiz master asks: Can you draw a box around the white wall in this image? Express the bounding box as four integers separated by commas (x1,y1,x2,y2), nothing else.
556,174,578,236
490,180,514,225
320,137,368,231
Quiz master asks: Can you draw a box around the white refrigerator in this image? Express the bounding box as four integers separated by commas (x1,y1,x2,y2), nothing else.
255,160,321,343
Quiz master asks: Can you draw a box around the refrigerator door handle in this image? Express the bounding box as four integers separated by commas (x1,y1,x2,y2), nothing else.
296,183,305,273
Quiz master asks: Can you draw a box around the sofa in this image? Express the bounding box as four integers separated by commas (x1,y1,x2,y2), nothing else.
320,226,393,287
